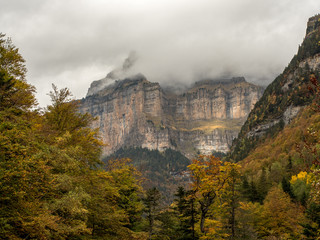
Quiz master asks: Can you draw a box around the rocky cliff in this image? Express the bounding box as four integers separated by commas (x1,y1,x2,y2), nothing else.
229,14,320,162
80,71,263,158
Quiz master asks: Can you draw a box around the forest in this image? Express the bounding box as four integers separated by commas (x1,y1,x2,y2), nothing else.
1,31,320,240
104,147,191,204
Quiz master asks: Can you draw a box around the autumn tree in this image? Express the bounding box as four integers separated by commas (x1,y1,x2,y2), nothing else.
295,74,320,238
0,33,35,110
237,187,306,239
260,186,305,239
188,155,237,235
0,33,26,80
0,33,150,239
0,33,57,239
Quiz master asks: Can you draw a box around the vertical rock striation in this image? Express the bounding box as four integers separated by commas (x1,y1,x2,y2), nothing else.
80,74,263,158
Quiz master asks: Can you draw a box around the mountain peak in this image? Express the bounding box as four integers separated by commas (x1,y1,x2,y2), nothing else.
87,52,140,96
229,14,320,162
306,14,320,37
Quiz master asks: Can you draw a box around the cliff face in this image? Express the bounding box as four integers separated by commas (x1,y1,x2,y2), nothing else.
80,75,263,158
170,78,261,120
229,14,320,162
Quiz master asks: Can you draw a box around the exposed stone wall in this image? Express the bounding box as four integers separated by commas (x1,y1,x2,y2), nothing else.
80,76,263,157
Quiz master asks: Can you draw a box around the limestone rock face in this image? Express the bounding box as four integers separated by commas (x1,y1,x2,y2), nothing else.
80,76,263,158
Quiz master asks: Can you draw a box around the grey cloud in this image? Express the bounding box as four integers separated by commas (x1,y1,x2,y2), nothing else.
0,0,319,106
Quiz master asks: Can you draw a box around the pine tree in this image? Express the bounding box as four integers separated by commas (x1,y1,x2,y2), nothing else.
173,187,198,240
144,187,161,239
281,177,295,200
257,168,270,203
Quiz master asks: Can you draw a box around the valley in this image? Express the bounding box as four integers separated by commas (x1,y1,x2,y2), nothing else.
1,9,320,240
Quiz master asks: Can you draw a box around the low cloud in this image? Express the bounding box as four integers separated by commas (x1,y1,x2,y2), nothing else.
1,0,319,106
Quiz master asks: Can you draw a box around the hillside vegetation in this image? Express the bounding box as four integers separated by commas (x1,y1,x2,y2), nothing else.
104,147,191,204
241,106,320,178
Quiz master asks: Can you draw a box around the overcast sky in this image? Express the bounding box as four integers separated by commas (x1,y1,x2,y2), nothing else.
1,0,319,106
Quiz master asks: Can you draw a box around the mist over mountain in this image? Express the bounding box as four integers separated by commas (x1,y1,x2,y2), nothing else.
1,0,318,106
2,2,320,237
80,61,264,158
229,13,320,162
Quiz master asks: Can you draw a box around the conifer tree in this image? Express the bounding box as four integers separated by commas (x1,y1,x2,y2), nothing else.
173,187,198,240
144,187,161,239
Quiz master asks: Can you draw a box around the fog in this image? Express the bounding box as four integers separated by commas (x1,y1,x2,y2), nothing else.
1,0,319,106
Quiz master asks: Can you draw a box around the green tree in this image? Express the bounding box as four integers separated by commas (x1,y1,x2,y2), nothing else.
40,85,103,237
281,177,295,200
221,164,241,239
256,168,270,203
173,187,198,240
154,210,179,240
106,158,144,231
144,187,161,239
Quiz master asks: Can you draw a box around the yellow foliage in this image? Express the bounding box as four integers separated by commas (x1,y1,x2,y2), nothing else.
239,188,305,239
188,155,241,235
199,218,228,240
261,187,305,238
290,171,309,184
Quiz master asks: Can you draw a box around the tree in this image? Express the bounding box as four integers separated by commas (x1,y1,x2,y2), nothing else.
173,187,198,240
106,158,144,231
0,33,26,81
44,84,102,168
39,85,102,237
221,163,241,239
260,186,305,239
154,210,180,240
281,177,295,200
256,167,270,203
187,155,236,235
144,187,161,239
0,33,35,110
0,33,149,239
303,202,320,239
0,34,56,239
85,169,135,239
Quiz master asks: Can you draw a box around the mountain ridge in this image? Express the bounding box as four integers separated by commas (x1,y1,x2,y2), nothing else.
228,14,320,162
80,73,263,158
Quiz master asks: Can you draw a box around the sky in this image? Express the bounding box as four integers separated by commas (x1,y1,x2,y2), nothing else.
1,0,319,107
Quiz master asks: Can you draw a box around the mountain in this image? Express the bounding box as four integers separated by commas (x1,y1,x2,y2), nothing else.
228,14,320,162
79,70,263,158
